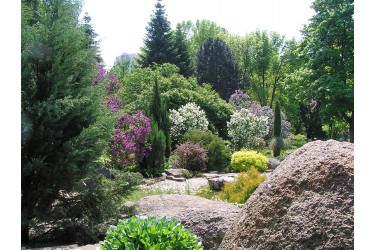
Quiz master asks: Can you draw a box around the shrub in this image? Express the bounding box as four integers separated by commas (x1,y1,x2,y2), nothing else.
292,133,309,148
109,111,152,169
169,102,209,145
219,167,266,204
101,216,203,250
171,142,208,172
227,109,269,150
183,129,231,172
231,150,268,172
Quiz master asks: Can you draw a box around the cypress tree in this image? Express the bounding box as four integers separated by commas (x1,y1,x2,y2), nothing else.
273,100,282,157
138,0,176,67
161,102,171,158
21,0,114,243
147,121,166,172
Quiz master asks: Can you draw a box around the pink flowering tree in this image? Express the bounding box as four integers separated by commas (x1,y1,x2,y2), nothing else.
110,111,152,168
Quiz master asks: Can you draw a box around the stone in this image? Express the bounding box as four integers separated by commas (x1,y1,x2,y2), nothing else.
208,176,236,191
219,140,354,249
267,157,281,169
135,194,242,250
202,173,220,179
165,168,185,178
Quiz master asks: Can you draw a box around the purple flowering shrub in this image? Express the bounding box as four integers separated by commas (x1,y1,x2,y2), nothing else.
95,64,122,113
171,142,208,172
110,111,152,168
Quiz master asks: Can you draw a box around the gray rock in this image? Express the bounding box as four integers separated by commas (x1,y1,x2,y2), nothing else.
208,176,236,191
267,157,281,169
135,194,242,250
219,140,354,249
165,168,185,178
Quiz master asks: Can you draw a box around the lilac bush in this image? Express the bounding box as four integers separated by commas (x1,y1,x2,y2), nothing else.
227,108,269,150
169,103,209,144
110,111,152,168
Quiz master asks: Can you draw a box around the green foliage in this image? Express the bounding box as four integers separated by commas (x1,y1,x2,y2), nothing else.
219,167,266,204
231,151,268,172
171,142,208,172
196,37,241,100
271,137,284,157
21,0,115,244
138,0,176,68
183,129,231,172
146,122,166,173
292,134,309,148
173,24,193,77
101,216,203,250
300,0,354,141
195,185,221,201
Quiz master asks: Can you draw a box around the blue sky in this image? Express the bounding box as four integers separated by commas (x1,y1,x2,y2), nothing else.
81,0,315,68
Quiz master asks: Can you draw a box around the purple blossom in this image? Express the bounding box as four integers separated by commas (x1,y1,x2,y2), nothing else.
106,95,122,113
110,111,152,168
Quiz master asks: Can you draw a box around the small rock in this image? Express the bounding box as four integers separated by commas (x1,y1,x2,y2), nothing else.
208,176,235,191
165,168,185,178
267,157,281,169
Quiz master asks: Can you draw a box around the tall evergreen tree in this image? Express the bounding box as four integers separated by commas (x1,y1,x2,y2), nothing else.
82,12,103,64
173,24,192,77
272,100,282,157
196,37,241,100
137,0,176,68
21,0,113,243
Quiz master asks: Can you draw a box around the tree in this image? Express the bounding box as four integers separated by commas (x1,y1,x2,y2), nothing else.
137,0,176,68
196,37,241,100
301,0,354,142
172,24,193,77
82,12,103,64
21,0,114,243
272,100,282,157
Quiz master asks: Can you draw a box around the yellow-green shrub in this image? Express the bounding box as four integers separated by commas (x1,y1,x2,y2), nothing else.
219,167,266,204
231,150,268,172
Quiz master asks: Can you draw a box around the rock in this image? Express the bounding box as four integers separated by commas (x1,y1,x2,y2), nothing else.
267,157,281,169
219,140,354,249
165,168,185,178
202,173,220,179
208,176,236,191
166,175,186,182
135,194,242,250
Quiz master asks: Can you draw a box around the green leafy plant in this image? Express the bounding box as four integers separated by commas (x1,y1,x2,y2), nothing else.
219,167,266,204
231,150,268,172
292,134,309,148
100,216,203,250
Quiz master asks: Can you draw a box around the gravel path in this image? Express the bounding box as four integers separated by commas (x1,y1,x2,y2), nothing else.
139,177,209,195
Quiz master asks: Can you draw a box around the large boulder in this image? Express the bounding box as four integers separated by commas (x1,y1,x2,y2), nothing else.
135,194,242,250
219,140,354,249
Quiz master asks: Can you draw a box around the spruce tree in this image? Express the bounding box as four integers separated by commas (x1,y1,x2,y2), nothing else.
21,0,114,243
138,0,176,67
196,37,241,100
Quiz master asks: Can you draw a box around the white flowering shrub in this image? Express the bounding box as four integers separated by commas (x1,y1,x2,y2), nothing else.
170,103,209,144
227,108,269,150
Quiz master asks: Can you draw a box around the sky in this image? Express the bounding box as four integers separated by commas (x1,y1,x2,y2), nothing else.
81,0,315,68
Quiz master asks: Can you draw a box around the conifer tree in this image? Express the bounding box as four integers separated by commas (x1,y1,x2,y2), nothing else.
173,24,192,77
197,37,241,100
21,0,113,243
138,0,176,67
272,100,283,157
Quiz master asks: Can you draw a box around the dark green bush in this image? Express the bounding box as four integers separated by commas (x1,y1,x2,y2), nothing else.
292,133,309,148
101,216,203,250
183,129,231,172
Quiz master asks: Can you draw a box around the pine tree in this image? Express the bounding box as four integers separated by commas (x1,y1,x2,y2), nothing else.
138,0,176,67
196,37,241,100
21,0,114,243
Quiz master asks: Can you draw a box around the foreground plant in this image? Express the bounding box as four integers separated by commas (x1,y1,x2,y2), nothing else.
101,216,203,249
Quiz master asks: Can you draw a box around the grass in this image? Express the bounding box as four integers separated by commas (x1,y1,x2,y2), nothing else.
122,187,178,203
195,185,221,201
